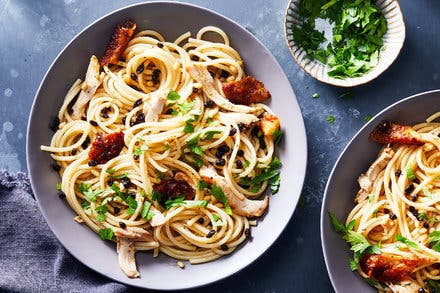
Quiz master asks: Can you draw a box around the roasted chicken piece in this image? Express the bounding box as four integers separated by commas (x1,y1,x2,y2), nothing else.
101,20,137,66
222,76,271,105
370,121,423,146
186,64,256,113
71,55,103,119
259,113,280,136
360,253,428,284
117,237,139,278
199,165,268,217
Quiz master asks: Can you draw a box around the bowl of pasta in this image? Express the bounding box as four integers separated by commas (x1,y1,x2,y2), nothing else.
26,2,307,290
321,89,440,293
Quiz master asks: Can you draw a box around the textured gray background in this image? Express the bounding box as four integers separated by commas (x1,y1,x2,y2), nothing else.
0,0,439,292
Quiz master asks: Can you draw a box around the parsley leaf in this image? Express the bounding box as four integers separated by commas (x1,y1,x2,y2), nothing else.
178,102,194,115
184,120,195,133
272,129,283,144
152,189,163,202
167,90,180,101
99,228,113,240
364,115,372,122
77,183,102,202
186,134,203,156
327,115,335,124
349,259,358,271
164,143,170,150
95,205,108,222
56,182,62,191
428,231,440,252
106,168,116,175
126,196,138,215
406,166,416,181
312,93,319,99
141,201,154,221
212,213,223,227
203,130,221,140
198,179,208,190
164,195,185,209
395,234,420,250
211,185,232,215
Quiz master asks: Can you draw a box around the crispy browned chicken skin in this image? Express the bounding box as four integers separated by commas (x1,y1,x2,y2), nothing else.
370,121,423,145
222,76,271,105
360,253,427,284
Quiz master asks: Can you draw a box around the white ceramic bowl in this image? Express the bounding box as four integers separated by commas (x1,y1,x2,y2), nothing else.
27,2,307,290
284,0,405,87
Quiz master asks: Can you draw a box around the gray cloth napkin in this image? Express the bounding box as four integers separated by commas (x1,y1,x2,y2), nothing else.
0,171,130,293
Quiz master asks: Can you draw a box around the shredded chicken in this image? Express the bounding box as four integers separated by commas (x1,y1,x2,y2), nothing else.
216,112,259,126
149,206,166,226
259,113,280,136
370,121,424,146
71,55,104,119
355,147,394,203
186,64,256,113
222,76,271,105
101,20,136,66
113,226,154,241
144,92,166,122
117,237,139,278
199,165,268,217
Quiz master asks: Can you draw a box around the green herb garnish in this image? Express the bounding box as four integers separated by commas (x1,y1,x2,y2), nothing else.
106,168,116,175
293,0,387,79
198,179,208,190
327,115,335,124
56,182,62,191
203,130,222,140
141,201,154,221
272,129,283,144
99,228,113,240
167,90,180,101
364,115,373,122
395,234,420,250
184,120,195,133
428,231,440,252
406,166,416,181
77,183,102,202
211,185,232,215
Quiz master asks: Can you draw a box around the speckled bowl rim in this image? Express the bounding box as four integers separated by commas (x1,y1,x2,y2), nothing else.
283,0,406,87
321,89,440,292
26,1,308,290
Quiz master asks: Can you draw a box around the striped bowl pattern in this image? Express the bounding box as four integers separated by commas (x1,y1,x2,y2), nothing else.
284,0,406,87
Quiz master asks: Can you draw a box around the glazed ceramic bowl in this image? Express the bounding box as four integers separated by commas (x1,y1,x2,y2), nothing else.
321,90,440,292
284,0,405,87
26,1,307,290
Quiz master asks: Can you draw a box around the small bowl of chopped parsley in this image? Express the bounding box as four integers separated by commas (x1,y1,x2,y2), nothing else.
284,0,405,87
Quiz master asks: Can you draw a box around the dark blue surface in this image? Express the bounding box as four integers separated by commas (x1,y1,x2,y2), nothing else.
0,0,439,291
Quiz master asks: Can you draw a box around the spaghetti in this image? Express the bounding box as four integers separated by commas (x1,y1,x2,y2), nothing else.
339,114,440,292
41,23,282,277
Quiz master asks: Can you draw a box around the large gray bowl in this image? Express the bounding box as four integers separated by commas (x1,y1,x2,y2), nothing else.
26,2,307,290
321,89,440,292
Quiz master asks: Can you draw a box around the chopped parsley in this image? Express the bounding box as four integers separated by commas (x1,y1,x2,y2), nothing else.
364,115,373,122
167,90,180,101
395,234,420,250
312,93,319,99
428,231,440,252
327,115,335,124
95,205,108,222
212,213,223,227
164,195,208,209
349,259,358,271
77,183,102,202
272,129,283,144
164,143,170,150
178,102,194,116
184,120,195,133
106,168,116,175
338,92,355,99
152,189,163,203
186,134,203,156
134,147,148,156
110,183,137,215
141,201,154,221
99,228,114,240
203,130,221,140
198,179,208,190
329,212,380,267
211,185,232,215
293,0,387,79
240,157,282,194
56,182,62,191
406,166,416,181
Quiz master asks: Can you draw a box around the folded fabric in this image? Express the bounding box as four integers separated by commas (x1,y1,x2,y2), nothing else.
0,171,128,293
